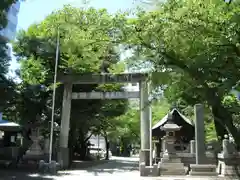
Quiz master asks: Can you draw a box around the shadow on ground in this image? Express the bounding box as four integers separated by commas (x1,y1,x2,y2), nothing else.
85,158,139,176
0,166,70,180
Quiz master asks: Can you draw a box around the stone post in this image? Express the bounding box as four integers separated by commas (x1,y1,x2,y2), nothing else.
58,83,72,169
189,104,217,176
222,136,230,158
139,80,150,166
190,140,196,154
217,135,240,177
161,137,166,153
194,104,206,164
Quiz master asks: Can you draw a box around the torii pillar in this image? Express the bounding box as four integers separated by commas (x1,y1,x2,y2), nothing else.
58,83,72,168
139,80,150,166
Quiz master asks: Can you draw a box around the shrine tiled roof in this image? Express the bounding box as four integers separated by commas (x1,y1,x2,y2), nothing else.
152,108,194,130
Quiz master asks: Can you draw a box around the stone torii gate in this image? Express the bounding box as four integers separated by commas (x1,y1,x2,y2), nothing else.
57,73,151,168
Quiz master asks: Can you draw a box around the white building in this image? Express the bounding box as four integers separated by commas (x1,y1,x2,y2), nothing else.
0,0,22,41
89,135,106,150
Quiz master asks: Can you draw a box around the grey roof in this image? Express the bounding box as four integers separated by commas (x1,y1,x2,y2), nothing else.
152,108,194,130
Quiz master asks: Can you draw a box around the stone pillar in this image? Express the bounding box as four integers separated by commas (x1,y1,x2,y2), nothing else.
189,104,217,176
190,140,196,154
161,137,166,152
156,142,161,160
139,80,150,166
194,104,206,164
58,83,72,169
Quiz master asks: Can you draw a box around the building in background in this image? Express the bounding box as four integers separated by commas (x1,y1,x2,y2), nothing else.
0,0,22,41
231,89,240,101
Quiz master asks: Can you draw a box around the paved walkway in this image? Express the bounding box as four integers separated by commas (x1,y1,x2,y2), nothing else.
0,157,238,180
0,156,139,180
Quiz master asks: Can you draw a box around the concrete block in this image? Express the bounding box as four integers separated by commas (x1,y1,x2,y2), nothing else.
49,161,57,174
152,163,159,176
189,164,217,176
38,160,60,175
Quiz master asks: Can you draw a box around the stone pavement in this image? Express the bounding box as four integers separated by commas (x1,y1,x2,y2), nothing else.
0,157,238,180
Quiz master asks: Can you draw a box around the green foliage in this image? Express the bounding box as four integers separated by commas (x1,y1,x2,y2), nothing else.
13,6,128,85
111,106,140,143
20,57,48,84
11,5,130,159
0,0,16,30
0,0,17,111
109,98,171,143
151,98,170,125
124,0,240,146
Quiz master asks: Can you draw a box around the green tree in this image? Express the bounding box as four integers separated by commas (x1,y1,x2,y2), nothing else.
112,97,170,146
0,0,17,111
12,5,128,160
125,0,240,146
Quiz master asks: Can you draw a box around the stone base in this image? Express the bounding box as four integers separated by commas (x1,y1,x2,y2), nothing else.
158,162,185,175
140,162,159,176
139,150,150,166
39,160,60,174
158,153,185,175
189,164,217,176
161,154,182,163
57,147,69,169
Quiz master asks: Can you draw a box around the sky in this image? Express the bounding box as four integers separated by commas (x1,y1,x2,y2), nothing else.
17,0,138,30
9,0,138,77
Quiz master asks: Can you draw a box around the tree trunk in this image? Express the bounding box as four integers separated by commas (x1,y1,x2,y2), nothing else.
211,106,228,141
224,118,240,149
207,88,240,148
78,133,92,160
104,134,109,160
79,140,87,160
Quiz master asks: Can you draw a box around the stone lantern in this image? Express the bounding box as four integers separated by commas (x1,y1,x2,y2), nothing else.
160,113,182,155
158,113,185,175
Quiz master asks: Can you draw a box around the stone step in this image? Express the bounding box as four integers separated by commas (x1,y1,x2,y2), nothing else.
160,167,185,172
159,163,184,167
190,164,216,169
190,164,217,172
189,171,218,176
161,158,182,163
160,170,186,176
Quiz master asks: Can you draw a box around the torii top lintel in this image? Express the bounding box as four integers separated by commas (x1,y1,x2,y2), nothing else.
57,73,148,84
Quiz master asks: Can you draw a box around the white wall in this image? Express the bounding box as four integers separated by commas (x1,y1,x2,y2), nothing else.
89,135,106,150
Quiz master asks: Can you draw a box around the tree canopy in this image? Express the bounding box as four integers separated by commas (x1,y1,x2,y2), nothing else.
11,5,129,159
124,0,240,146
